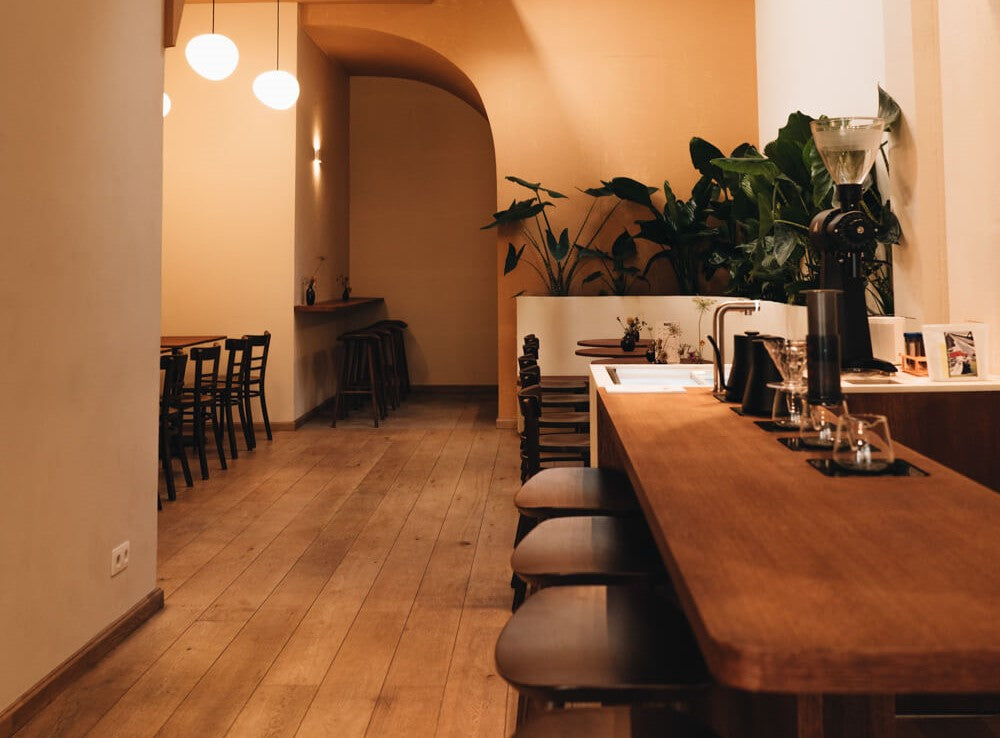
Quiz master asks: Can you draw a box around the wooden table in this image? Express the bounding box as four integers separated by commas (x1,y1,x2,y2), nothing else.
595,387,1000,738
577,338,652,348
575,346,650,359
160,335,226,352
293,296,384,313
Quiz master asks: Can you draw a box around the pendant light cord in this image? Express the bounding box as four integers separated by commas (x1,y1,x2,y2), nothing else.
211,0,216,33
275,0,280,70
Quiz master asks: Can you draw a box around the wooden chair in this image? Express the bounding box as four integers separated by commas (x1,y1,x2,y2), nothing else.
495,584,709,706
520,367,588,411
218,337,251,458
518,388,589,482
243,331,272,448
518,355,588,394
511,516,665,590
181,345,226,480
159,352,192,504
512,707,719,738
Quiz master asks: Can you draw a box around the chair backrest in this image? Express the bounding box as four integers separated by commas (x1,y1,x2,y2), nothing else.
160,352,188,410
517,387,543,479
223,337,249,392
188,345,221,400
244,331,271,384
517,355,538,371
518,365,541,389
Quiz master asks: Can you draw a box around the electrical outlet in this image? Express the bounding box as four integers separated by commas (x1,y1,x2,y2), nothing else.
111,541,130,577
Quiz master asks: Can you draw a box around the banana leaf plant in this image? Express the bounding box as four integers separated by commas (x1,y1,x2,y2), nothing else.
702,90,902,309
590,176,720,295
482,175,630,295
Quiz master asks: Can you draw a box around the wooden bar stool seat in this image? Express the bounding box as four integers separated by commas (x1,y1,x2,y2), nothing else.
511,516,665,588
495,584,709,705
513,707,719,738
515,468,639,519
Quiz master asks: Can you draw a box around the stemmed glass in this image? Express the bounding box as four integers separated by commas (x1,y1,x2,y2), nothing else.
763,338,808,429
832,414,895,473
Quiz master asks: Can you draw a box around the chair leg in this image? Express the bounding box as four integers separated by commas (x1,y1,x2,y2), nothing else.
160,430,177,501
193,412,209,480
258,388,272,440
242,392,257,451
175,435,193,487
209,405,227,470
367,344,380,428
223,399,239,459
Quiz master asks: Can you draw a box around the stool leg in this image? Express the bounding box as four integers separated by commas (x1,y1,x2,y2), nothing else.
366,342,380,428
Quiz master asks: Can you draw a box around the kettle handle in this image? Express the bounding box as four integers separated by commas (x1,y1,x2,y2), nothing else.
706,335,725,387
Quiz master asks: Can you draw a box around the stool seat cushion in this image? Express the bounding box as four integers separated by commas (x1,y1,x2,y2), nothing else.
511,516,664,587
513,707,719,738
515,468,638,518
495,585,709,704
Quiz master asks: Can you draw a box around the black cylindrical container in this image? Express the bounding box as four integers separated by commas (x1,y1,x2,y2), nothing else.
740,337,786,416
805,289,843,406
724,331,759,402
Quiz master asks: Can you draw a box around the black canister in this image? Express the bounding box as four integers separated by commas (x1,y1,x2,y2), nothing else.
740,337,785,417
805,289,843,407
724,331,759,402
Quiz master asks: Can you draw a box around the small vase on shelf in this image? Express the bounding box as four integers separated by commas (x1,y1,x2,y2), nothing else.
337,274,351,302
305,279,316,306
341,287,351,302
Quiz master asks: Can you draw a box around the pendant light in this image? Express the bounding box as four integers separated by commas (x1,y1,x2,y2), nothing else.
253,0,300,110
185,0,239,81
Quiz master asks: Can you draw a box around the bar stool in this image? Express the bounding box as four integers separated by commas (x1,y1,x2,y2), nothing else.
366,324,400,411
515,468,639,519
373,319,410,399
495,584,709,706
512,707,719,738
511,516,665,590
333,331,386,427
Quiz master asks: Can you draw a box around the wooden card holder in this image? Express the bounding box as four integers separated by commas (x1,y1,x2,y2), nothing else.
902,354,928,376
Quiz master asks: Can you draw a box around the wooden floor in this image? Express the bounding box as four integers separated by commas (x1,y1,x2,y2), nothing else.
18,392,519,738
15,392,1000,737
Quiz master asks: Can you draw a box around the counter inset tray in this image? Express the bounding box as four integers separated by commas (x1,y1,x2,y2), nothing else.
807,458,929,477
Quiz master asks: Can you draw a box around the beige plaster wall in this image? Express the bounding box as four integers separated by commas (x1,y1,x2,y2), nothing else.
293,27,363,420
163,2,298,423
0,0,162,710
349,77,498,387
303,0,760,421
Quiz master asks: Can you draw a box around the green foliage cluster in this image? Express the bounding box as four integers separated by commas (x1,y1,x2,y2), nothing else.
485,89,903,310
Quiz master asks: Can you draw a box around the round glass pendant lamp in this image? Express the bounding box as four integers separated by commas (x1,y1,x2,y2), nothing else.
253,0,299,110
185,0,238,81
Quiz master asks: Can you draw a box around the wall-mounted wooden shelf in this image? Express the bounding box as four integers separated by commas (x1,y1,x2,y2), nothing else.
294,297,384,314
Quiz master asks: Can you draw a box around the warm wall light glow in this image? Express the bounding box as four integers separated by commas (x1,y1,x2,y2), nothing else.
185,33,239,81
253,70,300,110
163,93,172,117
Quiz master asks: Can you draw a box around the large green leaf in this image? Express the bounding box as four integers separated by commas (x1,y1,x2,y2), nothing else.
503,243,525,274
582,270,604,284
756,192,773,237
803,139,833,209
771,228,800,267
774,111,814,147
610,230,637,262
602,177,656,210
634,218,672,245
878,85,902,131
547,228,570,261
691,175,718,207
764,138,811,189
877,207,902,245
689,137,725,179
712,157,781,181
662,180,679,223
481,198,548,229
730,142,760,158
582,185,613,197
505,175,566,199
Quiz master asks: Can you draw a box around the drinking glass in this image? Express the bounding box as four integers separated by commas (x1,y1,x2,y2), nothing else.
798,400,848,450
832,413,895,474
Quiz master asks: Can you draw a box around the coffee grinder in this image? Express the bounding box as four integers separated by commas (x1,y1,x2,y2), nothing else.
808,117,896,374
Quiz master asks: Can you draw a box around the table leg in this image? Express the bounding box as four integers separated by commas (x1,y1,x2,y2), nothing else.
794,694,895,738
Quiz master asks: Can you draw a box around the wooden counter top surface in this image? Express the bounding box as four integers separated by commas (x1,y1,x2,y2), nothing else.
597,387,1000,694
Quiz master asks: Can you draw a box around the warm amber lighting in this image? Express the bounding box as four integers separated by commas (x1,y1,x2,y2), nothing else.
185,33,239,81
163,93,172,117
253,70,300,110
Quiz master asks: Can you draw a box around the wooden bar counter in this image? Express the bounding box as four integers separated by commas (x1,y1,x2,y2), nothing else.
595,387,1000,737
